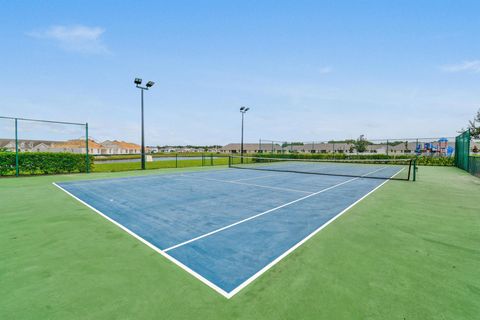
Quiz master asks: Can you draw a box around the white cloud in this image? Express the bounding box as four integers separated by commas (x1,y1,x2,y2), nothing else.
318,66,333,74
27,25,109,54
440,60,480,73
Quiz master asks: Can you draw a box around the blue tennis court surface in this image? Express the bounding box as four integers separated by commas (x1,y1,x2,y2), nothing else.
55,165,402,298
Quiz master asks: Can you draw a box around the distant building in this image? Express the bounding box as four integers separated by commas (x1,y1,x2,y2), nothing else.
100,140,142,154
0,139,58,152
4,137,477,156
50,139,105,155
220,143,280,154
13,138,145,155
219,139,464,155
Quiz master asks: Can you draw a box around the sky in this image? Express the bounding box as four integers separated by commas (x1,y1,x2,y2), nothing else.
0,0,479,145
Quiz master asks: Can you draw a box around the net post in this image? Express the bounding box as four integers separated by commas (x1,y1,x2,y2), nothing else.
85,122,90,173
210,154,213,166
406,158,412,181
228,156,231,167
202,153,204,166
413,158,417,181
15,118,19,177
176,153,178,168
386,139,389,157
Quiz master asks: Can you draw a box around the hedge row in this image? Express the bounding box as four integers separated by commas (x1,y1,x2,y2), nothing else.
0,152,94,176
415,156,455,166
251,153,455,166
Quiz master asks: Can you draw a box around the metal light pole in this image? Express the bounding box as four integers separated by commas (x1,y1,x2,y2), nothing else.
134,78,155,170
240,106,250,162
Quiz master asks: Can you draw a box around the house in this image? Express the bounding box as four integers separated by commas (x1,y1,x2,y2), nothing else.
220,143,273,154
365,144,385,154
50,139,105,155
100,140,142,155
147,146,161,153
288,142,354,154
257,143,283,153
329,143,354,153
0,139,58,152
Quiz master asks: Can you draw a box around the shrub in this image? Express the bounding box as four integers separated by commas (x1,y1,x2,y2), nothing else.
250,153,454,166
0,152,94,176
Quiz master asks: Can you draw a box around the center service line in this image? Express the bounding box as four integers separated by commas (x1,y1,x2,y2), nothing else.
164,166,388,252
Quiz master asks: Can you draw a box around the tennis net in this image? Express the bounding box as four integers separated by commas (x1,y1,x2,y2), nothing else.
229,156,416,181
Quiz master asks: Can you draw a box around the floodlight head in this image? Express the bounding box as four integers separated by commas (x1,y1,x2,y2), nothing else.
134,78,142,85
240,106,245,111
245,108,250,112
146,81,155,88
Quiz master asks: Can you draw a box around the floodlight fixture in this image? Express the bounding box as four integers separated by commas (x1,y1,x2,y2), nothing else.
146,81,155,88
134,78,142,85
240,106,245,111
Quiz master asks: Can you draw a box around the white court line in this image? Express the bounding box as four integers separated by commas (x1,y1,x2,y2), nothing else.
180,174,313,194
52,182,232,298
227,166,404,297
163,166,388,253
53,164,400,299
230,173,285,182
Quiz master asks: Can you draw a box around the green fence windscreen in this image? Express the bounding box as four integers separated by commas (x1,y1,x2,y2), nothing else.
469,156,480,178
454,131,470,171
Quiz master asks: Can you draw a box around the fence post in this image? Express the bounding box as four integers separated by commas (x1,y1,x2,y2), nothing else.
15,118,19,177
85,122,90,173
386,139,389,157
210,154,213,166
176,153,178,168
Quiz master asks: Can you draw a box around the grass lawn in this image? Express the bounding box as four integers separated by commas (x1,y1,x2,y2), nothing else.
92,157,229,172
0,166,479,319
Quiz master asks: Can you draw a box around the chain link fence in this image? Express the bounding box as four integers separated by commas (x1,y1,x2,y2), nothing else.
0,116,90,176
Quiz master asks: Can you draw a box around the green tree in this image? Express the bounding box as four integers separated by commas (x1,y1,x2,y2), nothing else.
467,108,480,138
328,139,355,144
354,135,369,153
282,142,303,147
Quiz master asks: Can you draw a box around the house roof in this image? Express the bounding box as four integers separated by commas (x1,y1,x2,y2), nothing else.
101,140,141,150
302,143,353,151
52,139,103,149
221,143,274,151
0,139,59,148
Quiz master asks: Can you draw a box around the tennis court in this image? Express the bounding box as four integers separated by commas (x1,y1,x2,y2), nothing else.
54,157,414,298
